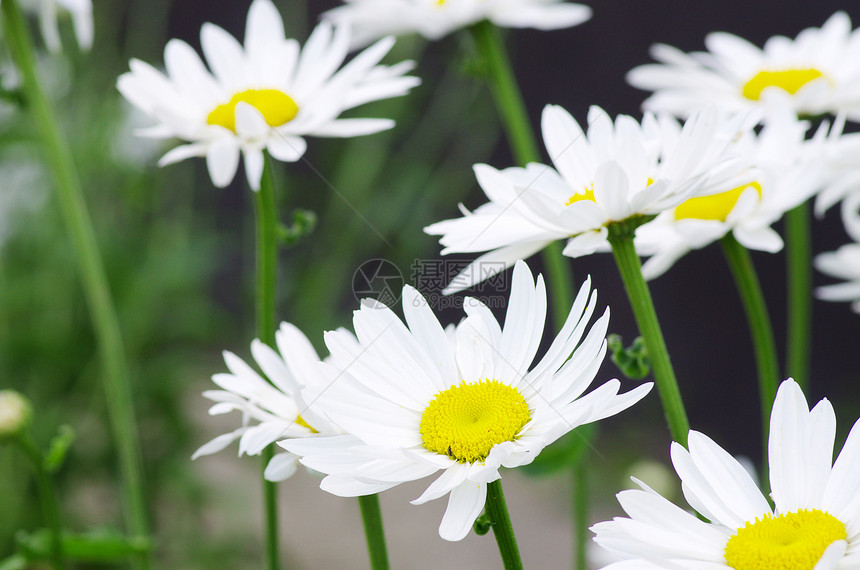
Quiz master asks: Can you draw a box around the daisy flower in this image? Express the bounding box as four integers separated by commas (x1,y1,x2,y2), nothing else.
627,12,860,121
815,242,860,314
592,378,860,569
16,0,93,53
323,0,591,48
193,322,339,482
636,105,835,280
116,0,419,190
282,261,652,541
425,104,751,293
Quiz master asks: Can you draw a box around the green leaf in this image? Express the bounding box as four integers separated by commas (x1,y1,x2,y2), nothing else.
16,528,151,563
520,424,596,477
608,334,651,380
43,424,75,473
473,513,492,536
278,209,317,247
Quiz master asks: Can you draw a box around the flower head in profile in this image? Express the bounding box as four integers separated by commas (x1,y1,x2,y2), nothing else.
193,322,338,482
323,0,591,48
627,12,860,121
815,241,860,314
592,378,860,569
425,104,750,293
636,106,837,279
282,261,652,541
18,0,93,53
117,0,419,190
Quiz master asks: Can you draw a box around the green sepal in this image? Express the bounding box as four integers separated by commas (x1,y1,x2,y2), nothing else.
473,513,492,536
278,209,317,247
520,424,596,477
43,424,75,473
15,528,151,563
608,334,651,380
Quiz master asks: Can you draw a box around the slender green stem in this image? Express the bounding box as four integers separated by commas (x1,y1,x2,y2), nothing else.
486,479,524,570
1,2,150,566
607,220,690,447
468,20,575,331
357,495,390,570
572,460,588,570
721,233,778,486
254,155,280,570
785,203,811,391
18,436,65,569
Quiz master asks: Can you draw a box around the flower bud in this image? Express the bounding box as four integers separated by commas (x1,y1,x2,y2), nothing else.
0,390,32,441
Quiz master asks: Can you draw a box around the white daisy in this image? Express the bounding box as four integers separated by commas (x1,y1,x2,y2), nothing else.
425,104,751,293
627,12,860,121
193,322,339,482
116,0,419,190
323,0,591,48
282,261,652,541
592,378,860,569
815,242,860,314
16,0,93,53
636,105,835,280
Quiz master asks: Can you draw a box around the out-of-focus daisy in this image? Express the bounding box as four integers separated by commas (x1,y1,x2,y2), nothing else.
592,378,860,569
636,106,835,280
16,0,93,53
627,12,860,121
815,242,860,314
323,0,591,48
282,261,652,541
193,322,337,482
425,104,750,293
117,0,419,190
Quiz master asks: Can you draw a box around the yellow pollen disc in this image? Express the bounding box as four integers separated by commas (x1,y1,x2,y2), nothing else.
566,184,597,206
724,509,846,570
206,89,298,133
419,379,530,463
742,69,825,101
295,414,318,433
674,181,762,222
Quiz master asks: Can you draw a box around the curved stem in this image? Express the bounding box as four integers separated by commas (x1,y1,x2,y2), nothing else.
357,495,390,570
254,155,280,570
1,2,150,566
721,233,778,486
607,221,690,447
18,436,65,569
486,479,524,570
785,203,811,391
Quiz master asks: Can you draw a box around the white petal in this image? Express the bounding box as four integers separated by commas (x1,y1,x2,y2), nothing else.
206,138,241,188
438,481,487,541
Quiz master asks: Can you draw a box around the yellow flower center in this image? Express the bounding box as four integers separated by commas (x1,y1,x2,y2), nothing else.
741,69,825,101
566,184,597,206
673,182,762,222
295,414,317,433
724,509,846,570
419,379,530,463
206,89,298,133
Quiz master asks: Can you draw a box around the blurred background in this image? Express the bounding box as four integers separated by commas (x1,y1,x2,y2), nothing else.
2,0,860,567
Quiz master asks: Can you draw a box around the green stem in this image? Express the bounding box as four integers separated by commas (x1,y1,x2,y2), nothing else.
486,479,524,570
468,20,573,329
357,495,390,570
721,233,778,485
785,203,811,391
572,460,588,570
1,2,150,566
18,436,65,569
607,220,690,446
254,155,280,570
